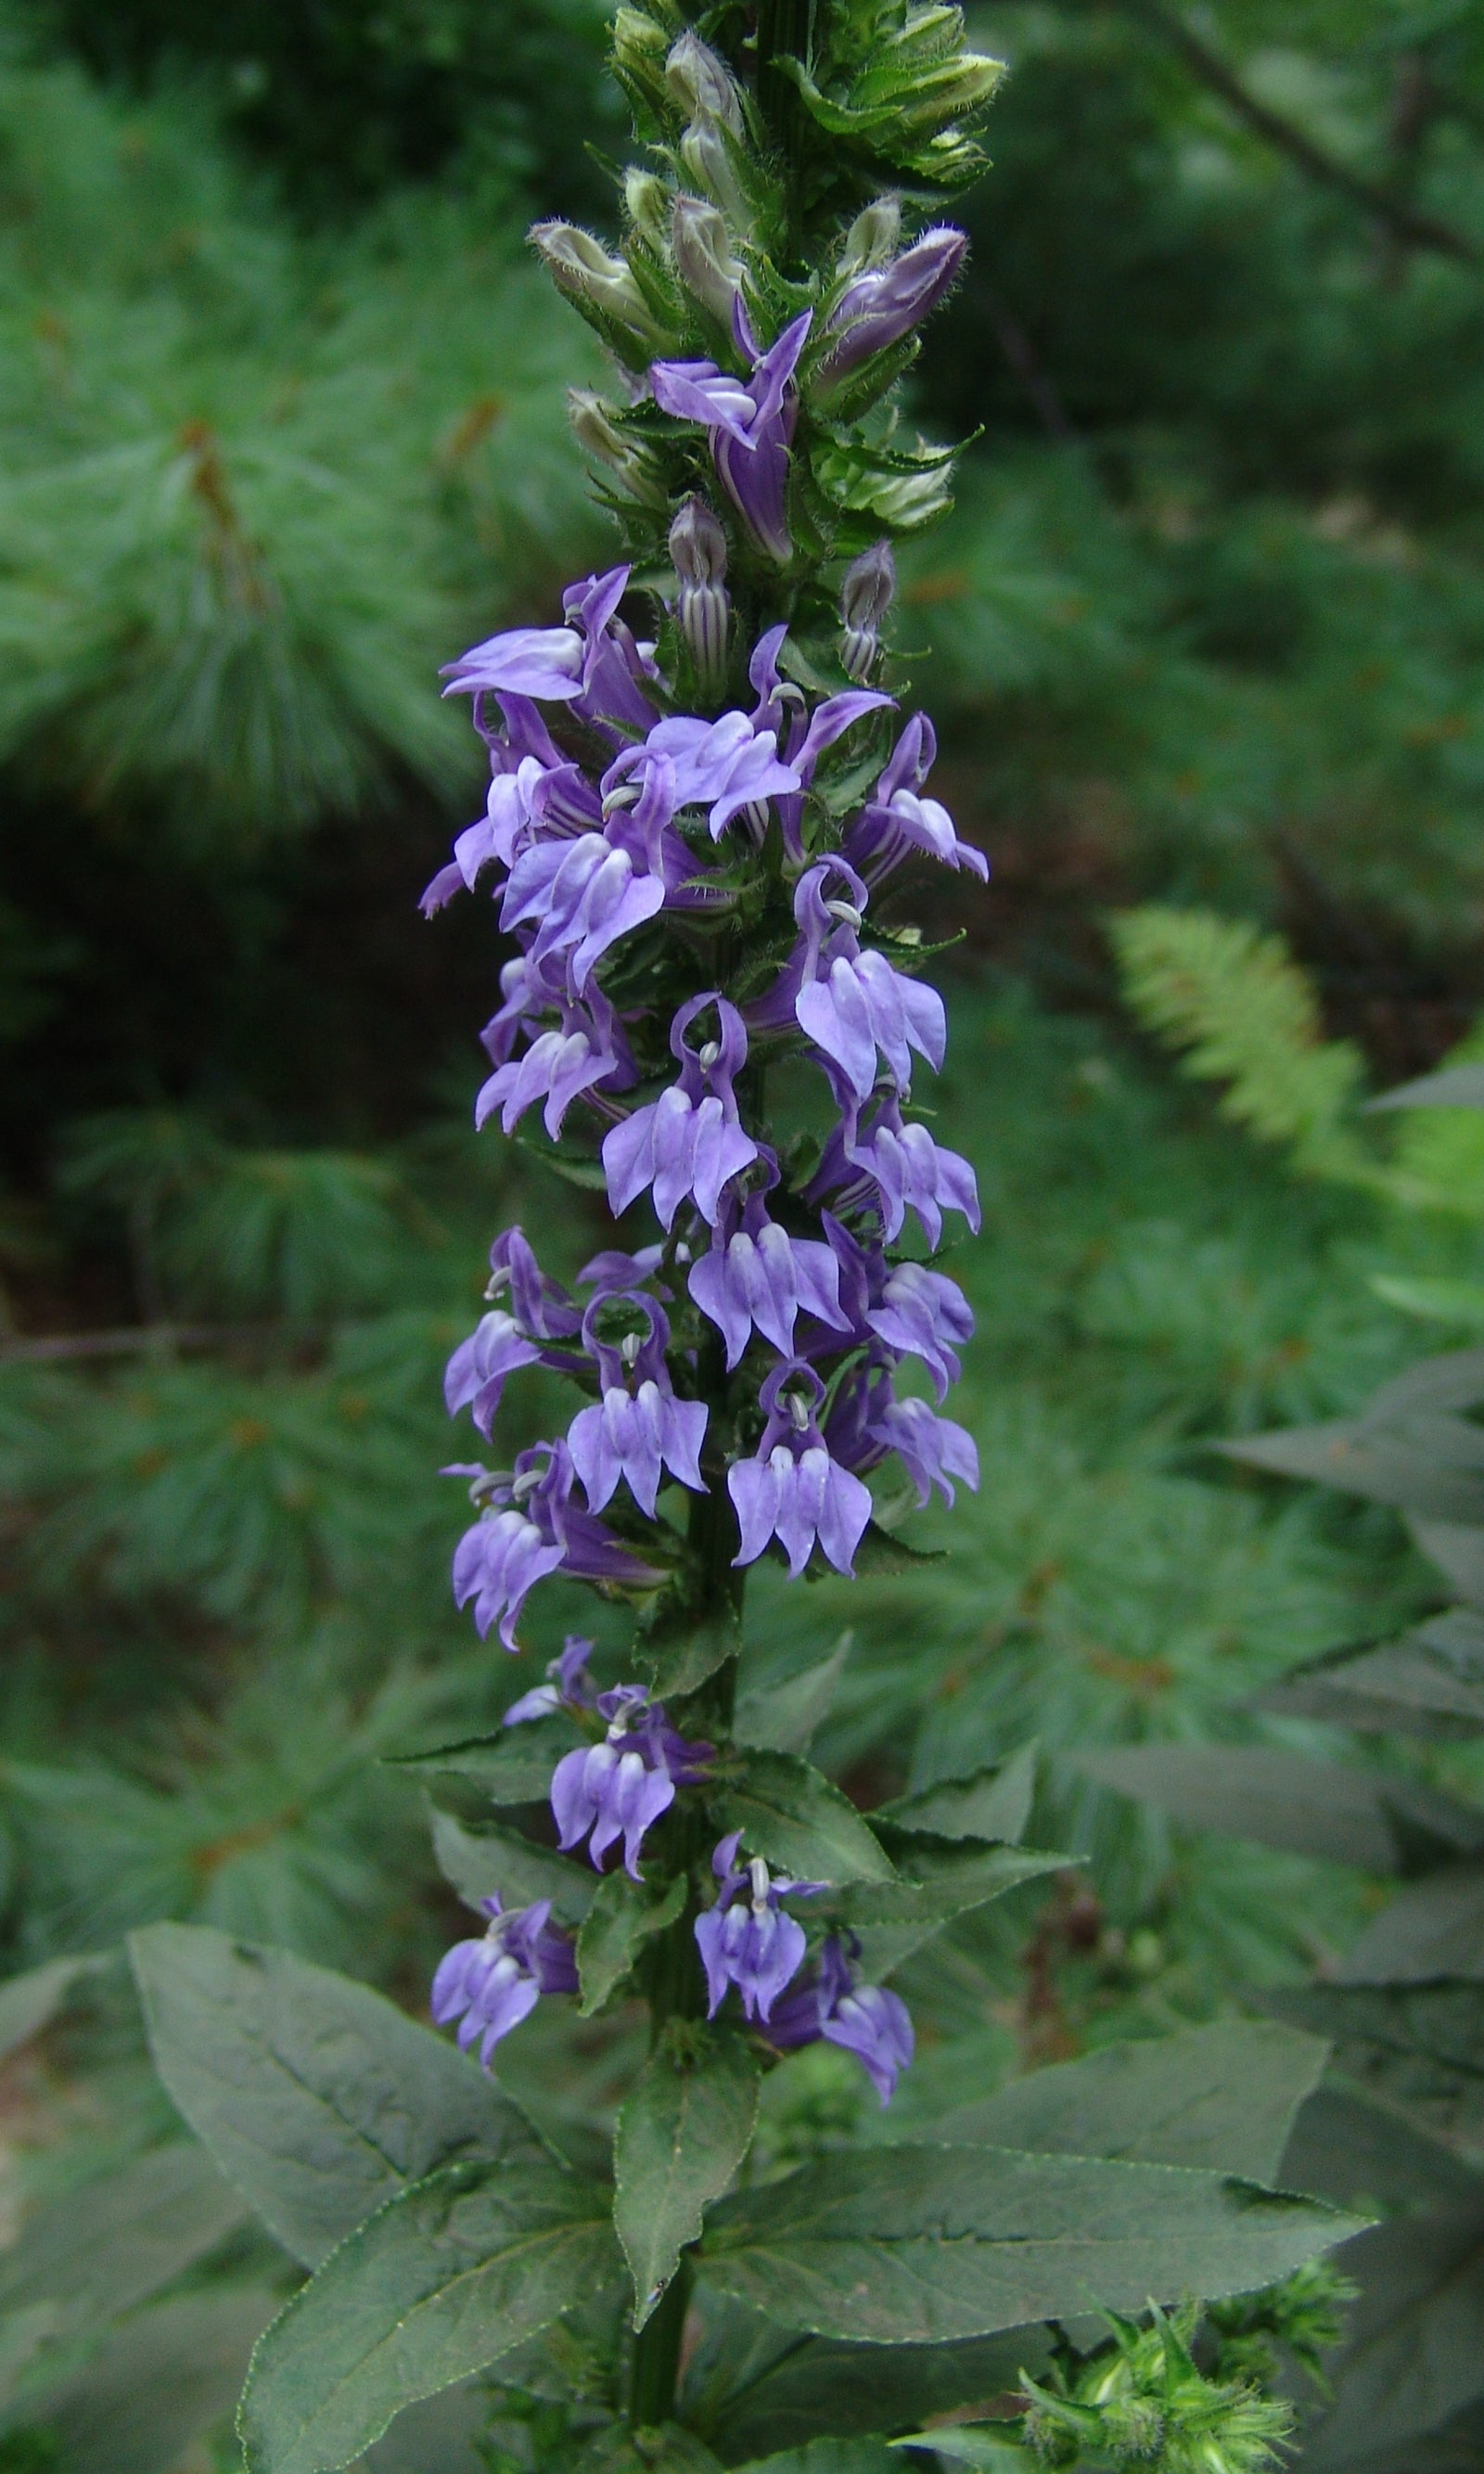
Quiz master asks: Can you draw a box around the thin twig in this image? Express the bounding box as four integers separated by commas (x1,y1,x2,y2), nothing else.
1109,0,1479,267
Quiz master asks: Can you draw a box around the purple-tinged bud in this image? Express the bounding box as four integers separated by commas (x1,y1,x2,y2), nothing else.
839,540,896,681
838,196,902,279
670,495,731,690
665,32,745,136
531,222,668,350
671,193,744,327
818,226,967,388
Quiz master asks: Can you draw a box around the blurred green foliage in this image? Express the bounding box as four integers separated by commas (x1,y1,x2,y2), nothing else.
4,18,1484,2438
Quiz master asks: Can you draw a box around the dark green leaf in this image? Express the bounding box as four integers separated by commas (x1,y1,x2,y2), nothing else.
735,1635,852,1756
925,2022,1328,2181
716,1753,895,1887
1412,1519,1484,1609
1298,2197,1484,2472
889,2436,1031,2472
1338,1865,1484,1984
1221,1415,1484,1526
849,1521,947,1576
700,2145,1365,2342
734,2443,904,2474
1282,2083,1478,2215
365,2383,490,2474
130,1922,544,2270
577,1871,686,2018
1076,1746,1484,1871
1255,1614,1484,1739
512,1135,609,1190
1264,1982,1484,2152
0,2141,245,2328
0,1954,105,2064
876,1746,1038,1846
37,2286,276,2474
239,2160,620,2474
1369,1064,1484,1111
431,1809,596,1925
835,1844,1068,1982
616,2033,760,2329
575,2424,725,2474
641,1602,742,1699
387,1715,582,1801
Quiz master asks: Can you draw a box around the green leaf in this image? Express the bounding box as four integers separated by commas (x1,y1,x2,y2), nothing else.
715,1752,894,1887
1369,1063,1484,1111
735,1634,852,1756
430,1808,596,1925
1255,1613,1484,1739
129,1922,544,2270
387,1714,583,1801
682,2314,1052,2462
512,1134,610,1190
1297,2197,1484,2471
876,1746,1038,1846
1337,1864,1484,1984
1283,2082,1475,2215
0,2141,246,2330
1221,1416,1484,1527
837,1843,1069,1983
1371,1275,1484,1328
575,2424,726,2474
239,2160,621,2474
890,2435,1031,2473
735,2443,903,2474
1076,1745,1484,1871
0,1954,105,2064
640,1601,742,1699
1264,1982,1484,2153
34,2286,277,2474
577,1871,686,2017
616,2032,761,2329
849,1520,947,1576
926,2022,1328,2181
700,2146,1366,2343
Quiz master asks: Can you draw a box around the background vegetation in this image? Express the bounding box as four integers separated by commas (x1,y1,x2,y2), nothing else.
4,0,1484,2459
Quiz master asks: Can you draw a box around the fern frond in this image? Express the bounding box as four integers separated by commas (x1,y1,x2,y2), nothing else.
1111,904,1374,1184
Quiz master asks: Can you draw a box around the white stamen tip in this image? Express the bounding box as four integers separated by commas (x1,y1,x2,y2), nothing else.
620,1331,642,1366
511,1468,543,1502
748,1854,771,1911
787,1392,811,1429
697,1040,722,1069
825,899,863,928
602,783,640,814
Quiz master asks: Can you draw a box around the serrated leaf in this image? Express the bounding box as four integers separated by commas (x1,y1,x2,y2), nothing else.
1221,1410,1484,1526
1264,1981,1484,2152
1077,1745,1484,1871
239,2160,620,2474
577,1871,686,2017
834,1842,1068,1983
1283,2082,1474,2215
735,1634,852,1756
890,2436,1031,2473
681,2312,1052,2462
926,2022,1327,2181
616,2033,760,2329
430,1808,596,1925
716,1751,895,1886
640,1601,742,1699
387,1714,582,1801
129,1923,544,2270
1337,1865,1484,1984
877,1746,1037,1845
700,2145,1366,2343
850,1519,947,1576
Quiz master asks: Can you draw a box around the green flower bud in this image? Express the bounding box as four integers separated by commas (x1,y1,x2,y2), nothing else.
530,222,668,348
624,170,672,250
838,196,902,277
671,193,744,326
665,32,745,136
611,6,673,120
567,391,670,506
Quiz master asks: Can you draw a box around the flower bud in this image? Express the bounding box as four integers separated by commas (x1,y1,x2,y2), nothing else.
530,222,665,347
671,193,744,327
665,32,745,136
679,124,752,232
670,494,730,690
819,226,967,387
567,391,669,507
624,169,672,250
610,6,672,119
839,540,896,679
838,197,902,278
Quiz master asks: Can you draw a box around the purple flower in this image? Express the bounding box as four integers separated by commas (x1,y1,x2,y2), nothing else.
727,1360,874,1579
566,1293,709,1518
844,713,988,884
694,1831,820,2022
444,1227,585,1436
818,227,967,387
825,1217,973,1402
500,769,672,997
602,994,759,1227
747,626,893,865
450,1442,665,1650
769,1934,915,2106
651,306,812,561
753,861,945,1104
609,709,801,844
689,1187,851,1370
811,1086,981,1248
503,1634,595,1725
551,1685,712,1878
441,567,653,733
871,1393,979,1508
431,1893,578,2066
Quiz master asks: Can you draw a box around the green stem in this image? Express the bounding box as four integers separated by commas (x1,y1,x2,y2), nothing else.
628,2256,696,2429
756,0,815,241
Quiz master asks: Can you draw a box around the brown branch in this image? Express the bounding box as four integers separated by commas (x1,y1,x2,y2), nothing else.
1110,0,1479,267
